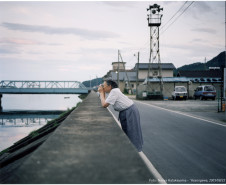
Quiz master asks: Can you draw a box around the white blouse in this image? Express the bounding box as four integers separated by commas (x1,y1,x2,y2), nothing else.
105,88,133,111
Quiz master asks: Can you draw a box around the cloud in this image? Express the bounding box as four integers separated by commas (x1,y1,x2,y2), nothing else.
162,43,190,50
78,64,103,71
188,1,224,20
1,22,120,40
0,38,36,45
101,1,135,8
0,47,20,54
186,2,212,20
191,28,216,34
195,2,212,12
0,38,62,46
191,38,208,43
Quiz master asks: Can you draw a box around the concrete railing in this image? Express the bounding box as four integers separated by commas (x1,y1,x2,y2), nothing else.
5,91,155,184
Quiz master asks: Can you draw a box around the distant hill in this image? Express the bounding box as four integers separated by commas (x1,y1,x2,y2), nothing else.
82,77,103,88
174,51,225,76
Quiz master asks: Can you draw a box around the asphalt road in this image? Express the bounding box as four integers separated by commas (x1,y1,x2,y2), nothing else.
108,100,226,184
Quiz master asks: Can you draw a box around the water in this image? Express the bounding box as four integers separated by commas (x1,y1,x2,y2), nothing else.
0,94,81,151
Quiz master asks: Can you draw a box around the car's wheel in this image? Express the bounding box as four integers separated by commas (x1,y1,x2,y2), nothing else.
200,96,203,100
212,97,215,100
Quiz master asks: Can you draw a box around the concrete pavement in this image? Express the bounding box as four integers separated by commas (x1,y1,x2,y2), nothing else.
3,91,154,184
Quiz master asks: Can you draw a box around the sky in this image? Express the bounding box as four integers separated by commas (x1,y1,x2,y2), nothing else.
0,1,225,82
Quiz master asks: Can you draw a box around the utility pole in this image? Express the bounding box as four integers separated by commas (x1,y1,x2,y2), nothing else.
136,52,140,99
147,4,163,99
119,51,133,94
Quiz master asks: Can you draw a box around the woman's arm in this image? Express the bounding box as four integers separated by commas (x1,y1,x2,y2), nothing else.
98,86,110,108
99,92,110,108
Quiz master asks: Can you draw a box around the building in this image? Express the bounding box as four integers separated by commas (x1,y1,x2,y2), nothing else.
103,62,137,93
177,69,222,78
104,62,223,99
137,69,223,99
104,62,175,94
111,62,126,71
134,63,175,80
177,69,223,99
138,77,191,99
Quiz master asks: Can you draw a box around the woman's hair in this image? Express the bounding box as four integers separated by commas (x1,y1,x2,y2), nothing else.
105,79,118,89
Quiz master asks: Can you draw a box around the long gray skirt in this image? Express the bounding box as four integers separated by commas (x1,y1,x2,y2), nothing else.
119,104,143,152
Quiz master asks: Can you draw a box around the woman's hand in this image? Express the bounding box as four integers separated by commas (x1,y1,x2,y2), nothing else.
98,84,104,93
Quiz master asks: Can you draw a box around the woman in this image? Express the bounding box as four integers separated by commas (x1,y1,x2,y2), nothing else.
98,79,143,152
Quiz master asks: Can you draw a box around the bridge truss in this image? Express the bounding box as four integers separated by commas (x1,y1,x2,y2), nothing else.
0,81,88,94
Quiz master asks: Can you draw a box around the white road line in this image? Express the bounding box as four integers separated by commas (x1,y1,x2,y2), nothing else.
107,107,166,184
138,151,167,184
134,100,226,128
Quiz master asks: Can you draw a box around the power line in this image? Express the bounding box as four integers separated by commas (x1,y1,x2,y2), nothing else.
132,1,194,56
149,1,192,39
120,1,195,66
160,1,188,31
160,1,194,35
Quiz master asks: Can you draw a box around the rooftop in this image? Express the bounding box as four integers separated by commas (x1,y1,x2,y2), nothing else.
107,71,139,82
177,70,222,78
143,77,222,84
134,63,176,70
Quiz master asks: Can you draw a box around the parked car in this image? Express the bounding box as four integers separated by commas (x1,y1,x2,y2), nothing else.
172,86,188,100
194,85,216,100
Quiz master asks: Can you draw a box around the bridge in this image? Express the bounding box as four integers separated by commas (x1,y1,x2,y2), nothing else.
0,80,89,94
0,110,64,126
0,80,89,111
1,117,53,127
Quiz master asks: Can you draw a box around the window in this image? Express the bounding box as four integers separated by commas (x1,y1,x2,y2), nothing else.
175,87,186,92
153,70,158,76
204,86,215,91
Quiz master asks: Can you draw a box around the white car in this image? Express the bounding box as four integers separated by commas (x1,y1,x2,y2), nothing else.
172,86,188,100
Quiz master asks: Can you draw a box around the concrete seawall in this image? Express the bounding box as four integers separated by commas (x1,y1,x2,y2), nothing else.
5,91,155,184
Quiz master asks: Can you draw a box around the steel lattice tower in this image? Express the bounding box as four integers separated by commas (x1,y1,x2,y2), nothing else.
147,4,163,97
